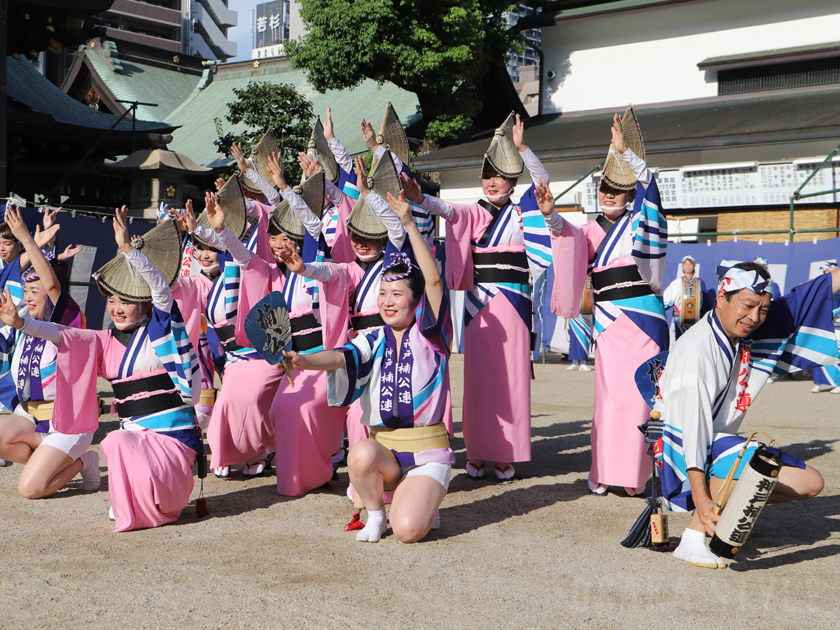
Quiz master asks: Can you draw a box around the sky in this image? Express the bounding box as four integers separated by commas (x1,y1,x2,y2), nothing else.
228,0,263,62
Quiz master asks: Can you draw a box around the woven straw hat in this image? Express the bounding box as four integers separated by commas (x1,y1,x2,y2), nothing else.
371,102,410,171
270,171,325,240
346,150,400,239
93,219,183,302
482,111,524,179
249,130,280,187
238,171,262,195
600,106,645,192
307,117,340,185
195,176,248,247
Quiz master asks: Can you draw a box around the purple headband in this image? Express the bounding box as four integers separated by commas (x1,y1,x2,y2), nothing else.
21,267,40,283
382,252,413,282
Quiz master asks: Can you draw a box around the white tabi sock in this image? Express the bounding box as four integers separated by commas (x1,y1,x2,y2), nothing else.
79,451,101,491
673,528,726,569
356,509,387,543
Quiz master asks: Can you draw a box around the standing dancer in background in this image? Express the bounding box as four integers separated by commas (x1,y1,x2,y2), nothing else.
0,208,201,531
663,255,711,341
0,206,93,497
404,113,551,481
812,260,840,393
285,190,453,543
542,109,668,496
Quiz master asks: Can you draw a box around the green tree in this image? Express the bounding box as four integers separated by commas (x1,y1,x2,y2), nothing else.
286,0,521,142
214,81,314,183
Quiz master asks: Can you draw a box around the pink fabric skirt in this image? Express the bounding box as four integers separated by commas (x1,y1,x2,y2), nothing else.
273,370,347,496
462,294,531,463
590,313,660,489
208,359,282,468
101,429,196,533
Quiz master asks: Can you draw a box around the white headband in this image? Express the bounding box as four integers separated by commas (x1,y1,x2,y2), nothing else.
716,259,770,295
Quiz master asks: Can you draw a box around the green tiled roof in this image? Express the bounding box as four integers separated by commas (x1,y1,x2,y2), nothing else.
7,55,172,132
84,49,202,121
165,58,420,168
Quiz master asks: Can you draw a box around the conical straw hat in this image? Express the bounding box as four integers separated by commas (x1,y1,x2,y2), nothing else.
93,218,183,301
367,150,401,201
195,176,248,246
482,111,524,179
238,170,262,195
346,196,387,239
371,102,410,171
307,117,339,185
270,171,326,240
249,130,280,186
600,106,645,192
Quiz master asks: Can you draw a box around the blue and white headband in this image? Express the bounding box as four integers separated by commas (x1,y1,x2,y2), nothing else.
716,259,770,295
382,252,413,281
820,260,838,272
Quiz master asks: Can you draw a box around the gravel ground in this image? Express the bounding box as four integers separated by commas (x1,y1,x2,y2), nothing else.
1,356,839,629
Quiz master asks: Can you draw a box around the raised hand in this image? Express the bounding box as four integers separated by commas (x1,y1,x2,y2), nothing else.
205,193,226,233
214,177,226,191
33,223,60,249
298,152,323,179
4,205,33,243
360,119,377,152
182,199,198,232
512,114,527,153
277,240,305,274
611,113,627,154
113,206,131,253
399,173,424,205
353,156,371,196
231,142,250,174
57,243,84,261
386,191,414,228
169,208,189,233
323,107,335,141
0,288,23,330
42,206,60,232
267,151,287,190
535,180,555,216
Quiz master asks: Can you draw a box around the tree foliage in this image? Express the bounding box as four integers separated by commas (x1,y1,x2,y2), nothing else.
214,81,314,183
286,0,521,141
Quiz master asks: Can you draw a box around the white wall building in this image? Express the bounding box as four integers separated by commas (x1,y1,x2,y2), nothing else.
414,0,840,240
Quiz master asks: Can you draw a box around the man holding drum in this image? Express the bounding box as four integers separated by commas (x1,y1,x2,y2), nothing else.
654,260,840,568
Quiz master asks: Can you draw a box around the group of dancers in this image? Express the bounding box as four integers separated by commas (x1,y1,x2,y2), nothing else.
1,103,839,563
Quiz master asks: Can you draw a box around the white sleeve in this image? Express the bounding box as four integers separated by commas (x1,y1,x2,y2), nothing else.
190,225,225,251
281,186,322,239
663,278,681,309
245,198,260,217
421,194,454,222
520,147,549,184
325,178,343,206
244,168,281,206
543,211,564,235
218,228,252,267
365,191,406,249
20,318,61,344
328,138,353,174
125,247,172,312
621,148,652,188
298,261,333,283
373,145,405,176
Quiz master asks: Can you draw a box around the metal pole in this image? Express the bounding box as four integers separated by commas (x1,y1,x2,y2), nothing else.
115,100,158,155
554,162,604,202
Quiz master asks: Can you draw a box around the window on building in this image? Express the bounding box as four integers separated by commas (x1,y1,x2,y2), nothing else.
718,56,840,96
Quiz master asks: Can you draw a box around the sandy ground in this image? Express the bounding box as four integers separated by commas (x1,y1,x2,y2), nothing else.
1,355,840,629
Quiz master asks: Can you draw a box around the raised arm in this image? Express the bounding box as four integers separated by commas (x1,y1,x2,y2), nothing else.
611,113,652,188
324,107,353,175
5,205,62,303
206,193,252,267
114,206,173,312
512,114,550,184
535,180,563,234
354,156,406,248
0,287,61,343
268,151,322,240
233,142,281,206
387,191,442,320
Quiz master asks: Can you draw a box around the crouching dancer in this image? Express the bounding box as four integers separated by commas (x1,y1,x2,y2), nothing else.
0,208,201,531
283,191,453,543
655,260,840,568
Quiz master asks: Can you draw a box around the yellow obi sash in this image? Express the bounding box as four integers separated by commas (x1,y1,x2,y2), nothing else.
21,400,54,422
199,389,217,407
370,423,450,453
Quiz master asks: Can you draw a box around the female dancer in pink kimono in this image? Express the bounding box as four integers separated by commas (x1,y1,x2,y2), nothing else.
403,114,552,480
0,206,94,498
0,207,202,531
540,112,668,495
284,190,453,543
170,192,281,479
210,153,352,497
